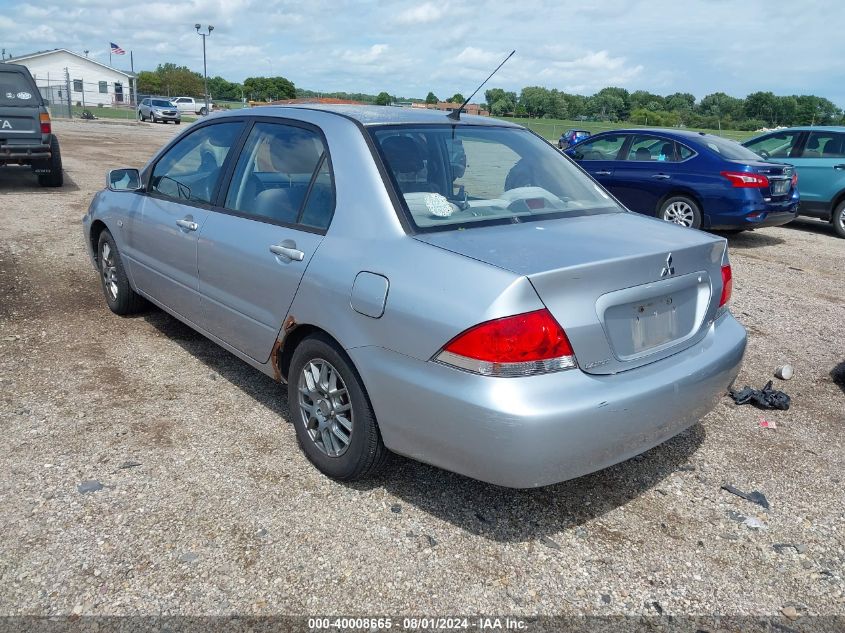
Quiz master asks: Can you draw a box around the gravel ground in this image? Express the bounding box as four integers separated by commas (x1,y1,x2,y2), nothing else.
0,120,843,625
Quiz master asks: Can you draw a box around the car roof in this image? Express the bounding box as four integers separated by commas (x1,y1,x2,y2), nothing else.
750,125,845,133
212,104,522,128
589,128,742,142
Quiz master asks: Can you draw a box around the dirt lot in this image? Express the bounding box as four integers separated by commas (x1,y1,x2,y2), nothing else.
1,120,843,624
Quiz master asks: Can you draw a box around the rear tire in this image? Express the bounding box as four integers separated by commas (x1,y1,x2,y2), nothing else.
199,106,208,116
288,334,389,481
832,201,845,239
37,136,63,187
659,195,701,229
97,230,145,315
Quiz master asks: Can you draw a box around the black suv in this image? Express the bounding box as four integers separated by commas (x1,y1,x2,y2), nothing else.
0,62,63,187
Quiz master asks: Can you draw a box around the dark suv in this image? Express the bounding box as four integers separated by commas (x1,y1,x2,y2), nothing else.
0,62,63,187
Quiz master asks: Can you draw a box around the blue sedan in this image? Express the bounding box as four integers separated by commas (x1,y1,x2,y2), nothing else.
566,129,799,230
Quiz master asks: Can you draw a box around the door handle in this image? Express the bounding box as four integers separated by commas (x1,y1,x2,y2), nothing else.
834,164,845,170
652,174,671,180
593,170,612,176
270,243,305,261
176,218,198,231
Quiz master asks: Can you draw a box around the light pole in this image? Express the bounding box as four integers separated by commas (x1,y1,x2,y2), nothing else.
195,24,214,115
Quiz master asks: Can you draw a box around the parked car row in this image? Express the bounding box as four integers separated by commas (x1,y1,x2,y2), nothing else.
85,105,746,488
564,129,799,231
563,125,845,238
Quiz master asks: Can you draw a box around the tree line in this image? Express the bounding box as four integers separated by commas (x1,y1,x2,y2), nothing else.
136,64,296,102
481,86,843,130
135,63,842,130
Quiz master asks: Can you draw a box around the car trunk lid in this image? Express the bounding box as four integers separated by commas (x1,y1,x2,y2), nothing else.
414,212,726,375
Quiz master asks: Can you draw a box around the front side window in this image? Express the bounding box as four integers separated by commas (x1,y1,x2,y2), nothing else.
150,122,243,204
744,131,800,159
625,135,678,162
569,134,626,161
802,131,845,158
372,125,623,230
224,122,333,228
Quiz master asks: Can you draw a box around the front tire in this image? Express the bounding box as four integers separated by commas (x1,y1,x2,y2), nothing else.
288,334,389,481
832,200,845,239
37,136,63,187
97,230,145,315
659,195,702,229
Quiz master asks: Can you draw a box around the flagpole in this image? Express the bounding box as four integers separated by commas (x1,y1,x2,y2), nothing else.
130,51,135,105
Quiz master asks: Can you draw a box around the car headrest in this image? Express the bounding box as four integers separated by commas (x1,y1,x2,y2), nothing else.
252,187,298,223
381,135,425,174
263,133,322,174
635,147,652,161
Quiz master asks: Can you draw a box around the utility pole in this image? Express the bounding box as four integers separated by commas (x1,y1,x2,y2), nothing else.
195,24,214,115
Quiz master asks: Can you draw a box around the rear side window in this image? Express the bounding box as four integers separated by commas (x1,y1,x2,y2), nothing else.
0,71,39,106
744,131,800,159
224,122,334,229
802,131,845,158
570,135,626,160
150,122,243,204
678,143,695,160
625,135,678,162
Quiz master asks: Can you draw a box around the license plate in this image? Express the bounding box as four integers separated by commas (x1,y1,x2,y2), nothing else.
772,179,789,194
629,296,680,353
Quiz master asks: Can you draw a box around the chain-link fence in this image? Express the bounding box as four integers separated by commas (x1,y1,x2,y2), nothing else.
33,76,139,121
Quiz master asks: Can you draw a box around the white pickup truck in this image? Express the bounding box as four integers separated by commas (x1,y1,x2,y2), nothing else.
171,97,211,116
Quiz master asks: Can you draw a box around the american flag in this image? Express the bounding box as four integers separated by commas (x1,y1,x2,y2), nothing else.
110,42,126,55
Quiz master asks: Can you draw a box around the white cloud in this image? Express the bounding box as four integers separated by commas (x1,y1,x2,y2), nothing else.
394,2,446,25
342,44,389,65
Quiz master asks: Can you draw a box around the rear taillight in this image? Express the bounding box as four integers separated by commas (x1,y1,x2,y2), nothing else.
435,309,577,377
791,171,798,187
39,112,51,134
721,171,768,188
719,264,733,307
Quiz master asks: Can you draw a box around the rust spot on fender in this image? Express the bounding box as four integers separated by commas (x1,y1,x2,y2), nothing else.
269,315,298,383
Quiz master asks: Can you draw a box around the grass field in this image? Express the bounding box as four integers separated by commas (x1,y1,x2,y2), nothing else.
69,105,197,123
494,116,753,142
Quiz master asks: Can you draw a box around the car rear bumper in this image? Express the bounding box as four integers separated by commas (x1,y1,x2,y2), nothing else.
349,313,747,488
0,141,51,161
708,194,799,230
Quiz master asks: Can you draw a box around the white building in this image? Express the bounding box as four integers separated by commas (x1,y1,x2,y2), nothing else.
5,49,136,108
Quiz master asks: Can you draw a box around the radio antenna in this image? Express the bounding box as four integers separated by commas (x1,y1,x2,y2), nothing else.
447,49,515,121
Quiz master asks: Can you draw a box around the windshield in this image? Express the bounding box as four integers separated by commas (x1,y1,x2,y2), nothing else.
701,135,763,161
152,99,175,108
0,71,39,107
371,125,622,231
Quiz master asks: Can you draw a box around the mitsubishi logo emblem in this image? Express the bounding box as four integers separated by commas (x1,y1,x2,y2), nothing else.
660,253,675,277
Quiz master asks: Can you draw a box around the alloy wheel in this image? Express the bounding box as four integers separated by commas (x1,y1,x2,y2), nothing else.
663,201,695,227
100,242,118,301
297,358,353,457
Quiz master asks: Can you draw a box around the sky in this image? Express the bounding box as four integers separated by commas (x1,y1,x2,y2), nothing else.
1,0,844,106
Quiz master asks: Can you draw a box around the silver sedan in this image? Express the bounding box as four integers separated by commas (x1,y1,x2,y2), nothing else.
82,105,746,488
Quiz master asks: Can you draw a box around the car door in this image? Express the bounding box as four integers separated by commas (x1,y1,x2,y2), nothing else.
609,134,683,214
196,120,334,362
125,121,244,321
566,133,627,191
788,131,845,217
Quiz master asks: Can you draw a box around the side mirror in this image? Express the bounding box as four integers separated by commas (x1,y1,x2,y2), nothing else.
107,168,142,191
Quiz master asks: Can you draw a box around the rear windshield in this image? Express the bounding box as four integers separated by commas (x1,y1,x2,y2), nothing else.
701,135,763,161
152,99,175,108
371,125,622,231
0,71,39,107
